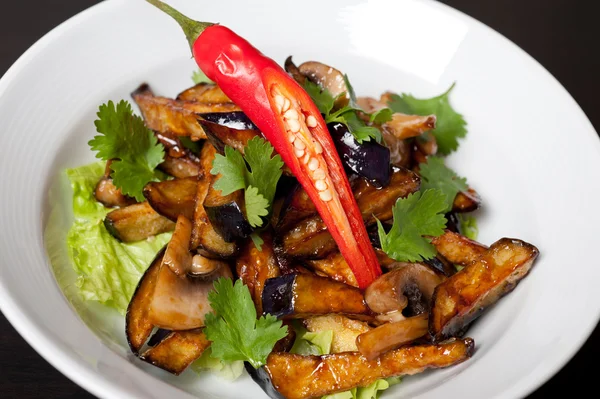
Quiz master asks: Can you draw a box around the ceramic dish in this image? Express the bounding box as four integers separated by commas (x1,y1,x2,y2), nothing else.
1,0,599,398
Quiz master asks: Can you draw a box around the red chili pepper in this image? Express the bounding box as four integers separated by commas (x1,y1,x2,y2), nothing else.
146,0,382,288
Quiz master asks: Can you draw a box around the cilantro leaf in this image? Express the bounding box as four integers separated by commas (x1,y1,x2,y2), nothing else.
387,83,467,155
458,214,478,240
419,156,468,212
302,80,336,116
192,69,213,84
369,108,393,124
378,189,447,262
210,137,284,228
343,74,358,107
249,232,264,251
343,111,382,144
204,278,288,369
88,100,164,201
245,186,269,227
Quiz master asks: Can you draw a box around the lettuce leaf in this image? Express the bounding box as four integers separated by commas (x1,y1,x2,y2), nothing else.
290,324,401,399
191,347,245,381
65,162,171,314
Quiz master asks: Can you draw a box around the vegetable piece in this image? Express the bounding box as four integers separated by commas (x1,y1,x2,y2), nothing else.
452,188,481,212
328,122,391,187
125,247,165,354
304,315,371,353
162,215,193,276
457,214,478,240
385,84,467,155
190,144,238,257
148,254,232,330
305,252,358,287
145,0,382,289
104,202,175,243
280,216,336,259
364,264,444,316
419,156,469,212
262,274,371,319
147,328,171,347
94,161,136,207
204,278,288,368
236,231,281,314
132,84,239,140
283,56,306,85
430,238,539,341
383,113,437,140
377,189,447,263
356,313,429,360
210,137,284,228
177,82,231,103
199,119,261,155
264,338,474,399
245,365,286,399
158,153,201,178
430,230,488,266
204,186,253,242
143,177,198,221
88,100,165,201
140,329,211,375
199,111,258,130
298,61,349,109
275,182,318,232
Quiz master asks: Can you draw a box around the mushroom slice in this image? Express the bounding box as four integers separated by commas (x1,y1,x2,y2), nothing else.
298,61,349,108
94,161,136,207
430,238,539,341
148,252,232,330
365,263,445,316
356,313,429,360
430,230,488,266
284,56,307,85
383,113,437,140
162,215,193,276
263,338,474,399
158,154,201,178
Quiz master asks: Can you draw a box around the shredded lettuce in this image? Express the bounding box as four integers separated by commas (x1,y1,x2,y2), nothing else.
65,162,171,314
191,347,245,380
290,324,401,399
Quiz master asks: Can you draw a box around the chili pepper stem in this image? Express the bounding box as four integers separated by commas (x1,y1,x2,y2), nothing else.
145,0,213,52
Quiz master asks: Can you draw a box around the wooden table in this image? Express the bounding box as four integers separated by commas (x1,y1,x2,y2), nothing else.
1,0,598,397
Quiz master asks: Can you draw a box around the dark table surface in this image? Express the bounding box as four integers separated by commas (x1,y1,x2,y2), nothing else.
1,0,598,398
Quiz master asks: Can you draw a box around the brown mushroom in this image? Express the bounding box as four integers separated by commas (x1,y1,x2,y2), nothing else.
364,263,444,316
298,61,349,108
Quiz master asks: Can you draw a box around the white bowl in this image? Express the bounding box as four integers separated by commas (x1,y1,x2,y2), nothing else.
1,0,599,398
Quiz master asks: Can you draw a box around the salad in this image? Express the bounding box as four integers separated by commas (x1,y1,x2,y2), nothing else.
61,1,540,398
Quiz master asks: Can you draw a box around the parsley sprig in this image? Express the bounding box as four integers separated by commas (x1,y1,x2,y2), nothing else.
210,137,284,228
303,75,393,144
88,100,165,201
377,189,447,262
204,278,288,369
387,83,467,155
419,156,469,212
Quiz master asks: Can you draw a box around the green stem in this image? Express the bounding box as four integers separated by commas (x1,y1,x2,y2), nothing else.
145,0,213,52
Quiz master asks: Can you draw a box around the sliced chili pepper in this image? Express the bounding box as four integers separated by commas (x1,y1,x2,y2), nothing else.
146,0,382,288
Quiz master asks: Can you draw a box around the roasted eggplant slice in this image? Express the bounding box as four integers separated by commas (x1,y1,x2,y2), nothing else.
199,111,258,130
280,217,336,259
204,187,253,242
304,252,358,287
104,202,175,242
176,82,231,103
383,113,437,140
147,328,171,347
365,264,444,316
262,274,371,320
276,183,317,232
430,238,539,341
236,232,281,314
199,119,261,155
158,154,201,178
264,338,474,399
328,122,391,188
356,313,429,360
140,329,210,375
453,188,481,212
246,364,286,399
132,84,239,140
143,177,197,222
430,230,488,266
305,315,371,353
125,248,165,354
162,215,193,276
148,254,232,330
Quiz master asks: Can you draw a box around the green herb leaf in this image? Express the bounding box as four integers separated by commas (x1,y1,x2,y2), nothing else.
378,189,447,262
88,100,164,201
249,232,264,251
387,83,466,155
192,69,213,84
343,111,382,144
303,80,336,116
210,137,284,228
204,278,288,369
458,214,478,240
419,156,469,212
369,108,393,124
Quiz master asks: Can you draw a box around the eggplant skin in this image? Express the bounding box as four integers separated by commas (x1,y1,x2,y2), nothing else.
245,363,286,399
262,274,370,319
429,238,539,341
125,247,166,354
140,329,210,375
104,202,175,243
265,338,474,399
